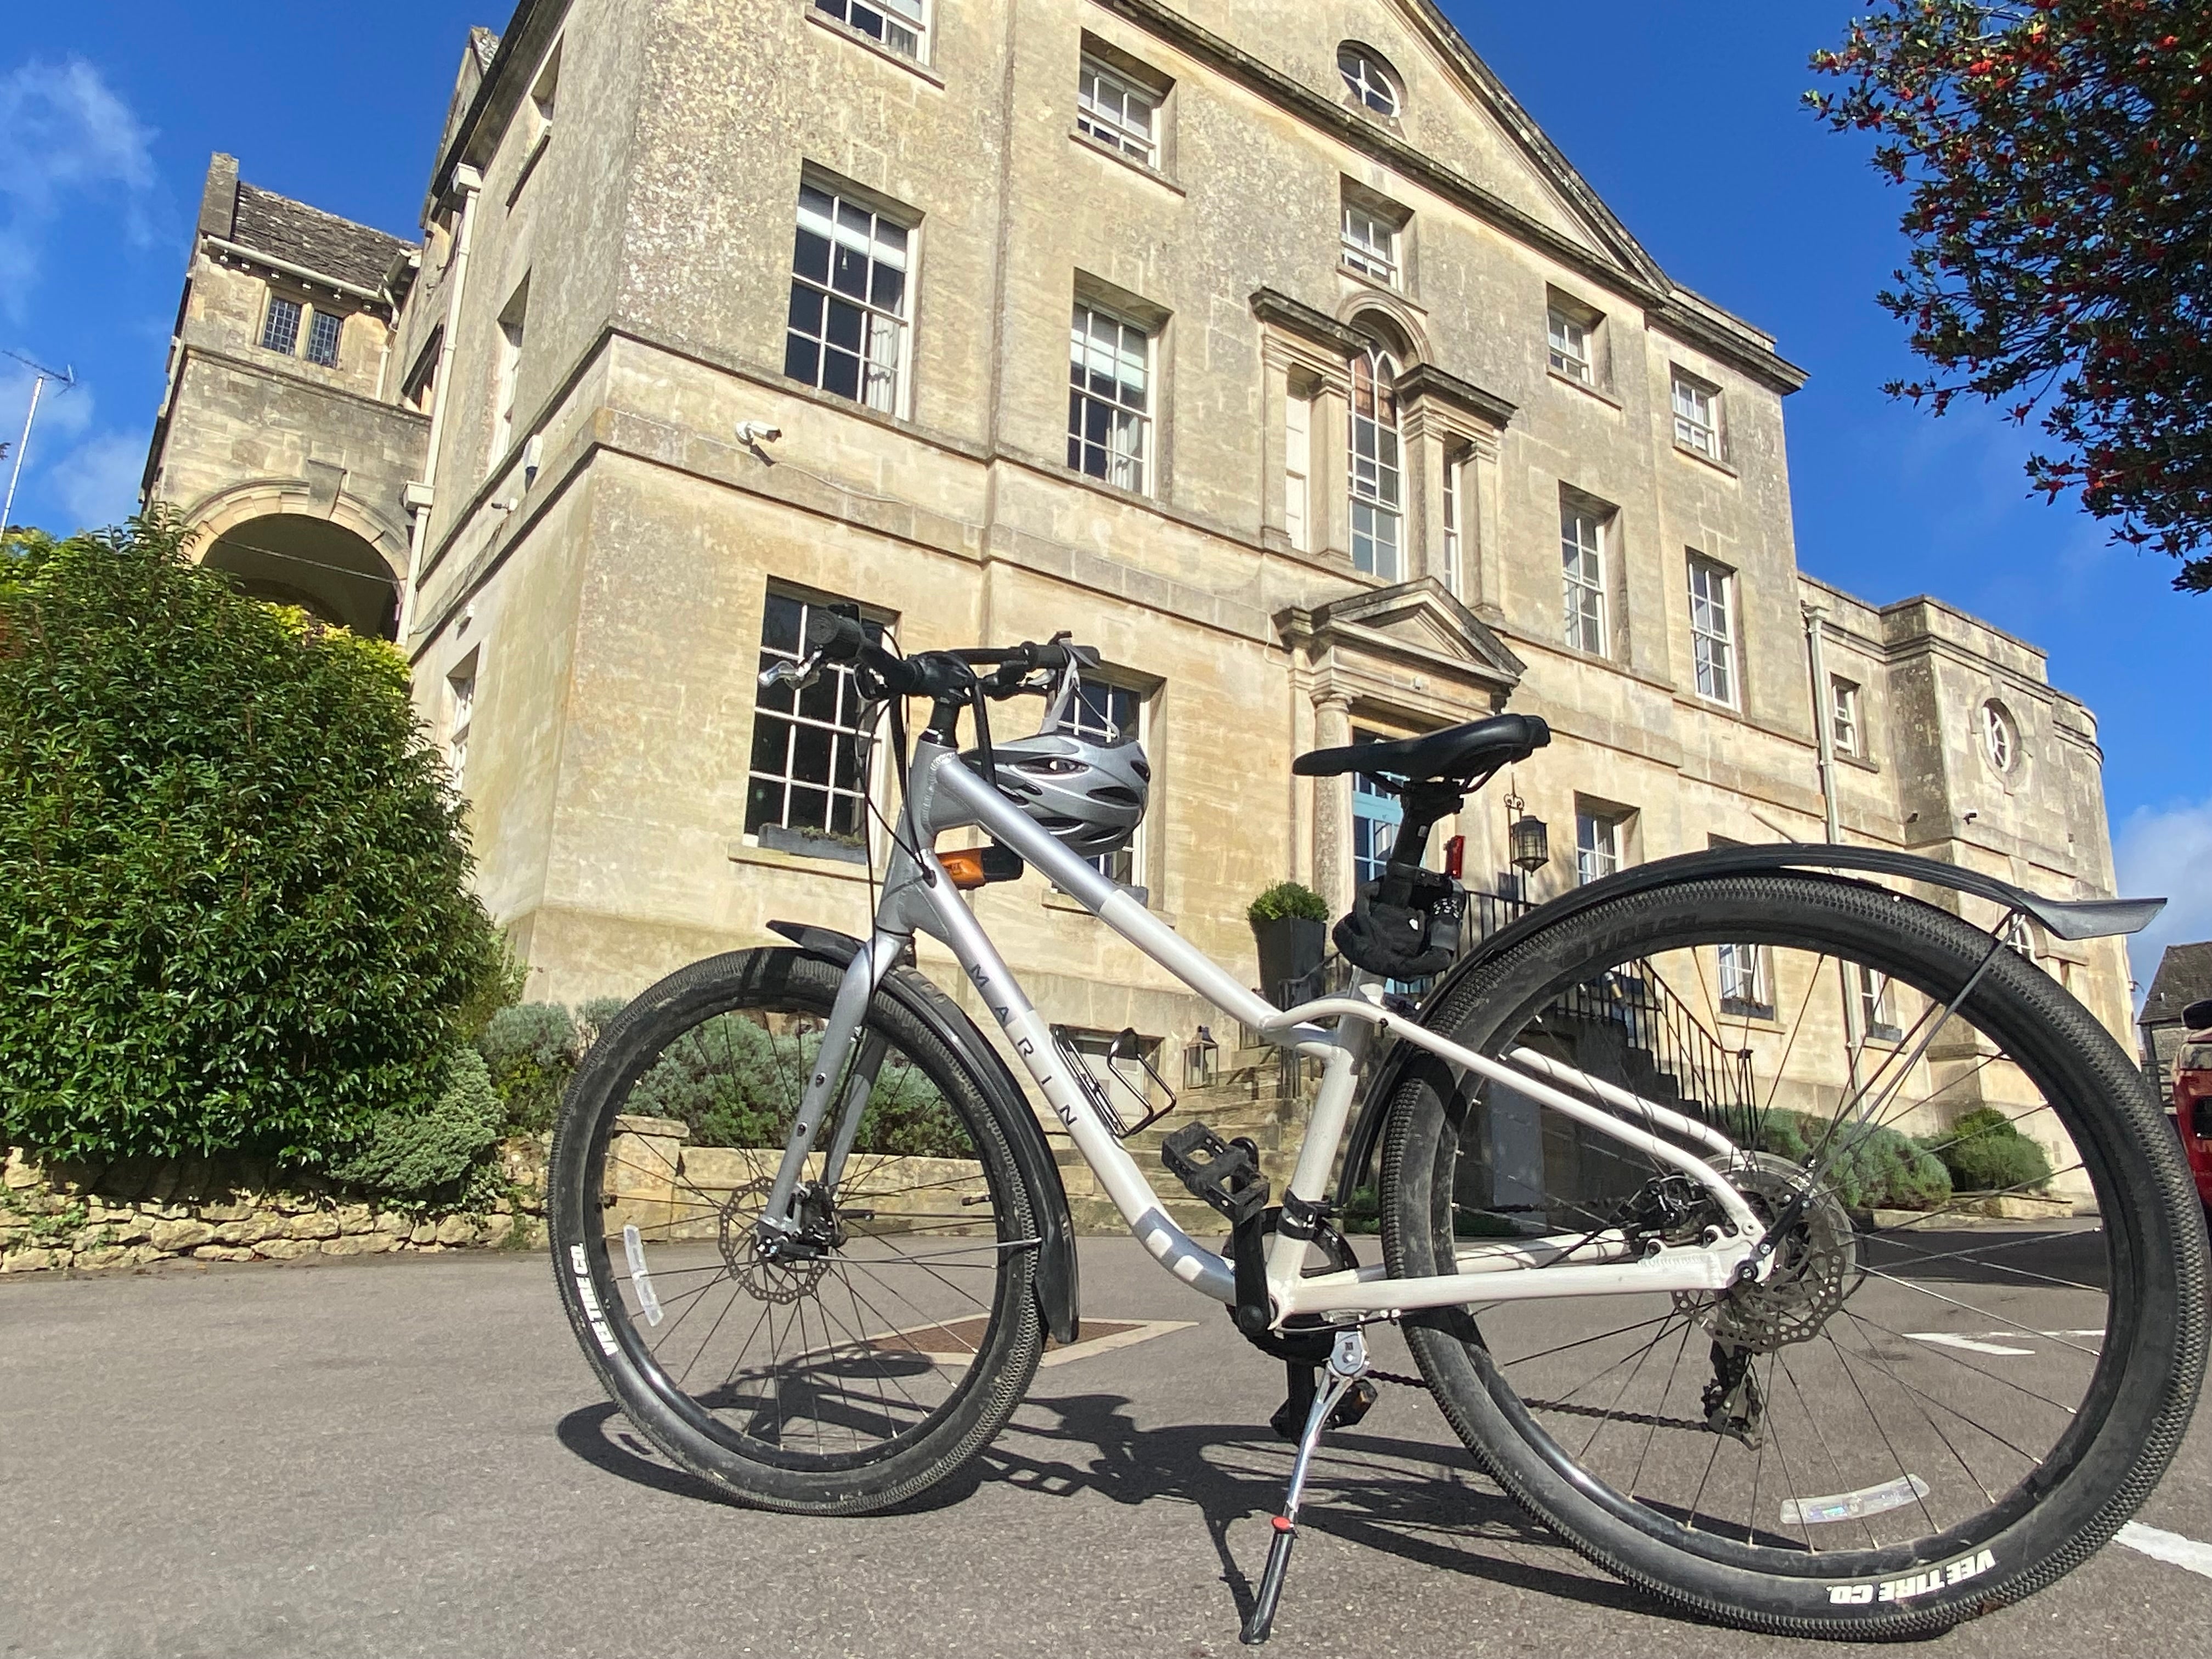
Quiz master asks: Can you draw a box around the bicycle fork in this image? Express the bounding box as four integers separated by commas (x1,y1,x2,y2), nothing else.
1242,1325,1373,1646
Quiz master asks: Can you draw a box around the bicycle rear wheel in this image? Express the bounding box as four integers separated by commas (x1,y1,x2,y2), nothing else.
548,947,1045,1514
1380,873,2204,1638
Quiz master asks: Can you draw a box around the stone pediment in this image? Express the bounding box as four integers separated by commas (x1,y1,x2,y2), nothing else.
1279,578,1525,703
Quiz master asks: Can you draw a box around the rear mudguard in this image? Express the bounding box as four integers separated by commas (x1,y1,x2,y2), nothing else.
1331,842,2164,1208
767,921,1080,1345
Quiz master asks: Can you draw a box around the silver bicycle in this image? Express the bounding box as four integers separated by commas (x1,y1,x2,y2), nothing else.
550,614,2204,1643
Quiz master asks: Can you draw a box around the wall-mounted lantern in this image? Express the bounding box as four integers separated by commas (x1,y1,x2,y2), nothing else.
1503,786,1550,874
1184,1024,1220,1092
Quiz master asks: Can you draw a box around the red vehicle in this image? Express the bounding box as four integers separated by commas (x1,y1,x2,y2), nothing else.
2170,997,2212,1212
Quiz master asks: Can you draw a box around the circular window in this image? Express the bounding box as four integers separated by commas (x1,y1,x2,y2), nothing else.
1337,43,1401,116
1980,700,2017,773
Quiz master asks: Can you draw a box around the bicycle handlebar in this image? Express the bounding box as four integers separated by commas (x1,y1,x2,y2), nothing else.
791,613,1100,703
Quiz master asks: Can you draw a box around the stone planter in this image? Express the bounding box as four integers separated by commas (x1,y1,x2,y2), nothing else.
1253,916,1328,1004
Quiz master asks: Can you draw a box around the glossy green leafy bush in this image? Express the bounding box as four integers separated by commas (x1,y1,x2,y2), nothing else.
0,513,505,1166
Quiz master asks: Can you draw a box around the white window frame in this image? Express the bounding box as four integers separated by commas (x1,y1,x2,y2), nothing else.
1831,676,1861,757
811,0,928,61
261,293,302,356
1672,368,1723,460
1718,942,1773,1018
1688,555,1738,708
1076,55,1160,167
1337,44,1400,116
747,588,894,860
446,652,479,791
1284,389,1313,553
1982,701,2016,772
1441,452,1463,596
1348,347,1403,580
1067,301,1153,495
785,179,913,416
1857,963,1904,1042
1340,200,1401,287
1061,673,1149,890
1560,500,1608,656
1548,306,1593,384
1575,809,1621,886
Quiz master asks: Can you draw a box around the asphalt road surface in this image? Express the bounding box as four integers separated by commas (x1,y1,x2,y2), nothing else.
4,1235,2209,1659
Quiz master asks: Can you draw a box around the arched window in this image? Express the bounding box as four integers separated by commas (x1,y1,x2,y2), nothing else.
1982,700,2017,773
1349,346,1402,580
1337,43,1401,116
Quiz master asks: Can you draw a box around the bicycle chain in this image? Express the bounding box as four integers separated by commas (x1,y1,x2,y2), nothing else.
1367,1366,1426,1389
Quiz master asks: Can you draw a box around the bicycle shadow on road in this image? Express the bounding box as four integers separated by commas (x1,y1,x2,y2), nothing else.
553,1389,1655,1626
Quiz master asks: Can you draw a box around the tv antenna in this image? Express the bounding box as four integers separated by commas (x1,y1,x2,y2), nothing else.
2,348,80,538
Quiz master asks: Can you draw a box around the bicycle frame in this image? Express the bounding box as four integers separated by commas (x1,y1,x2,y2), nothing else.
758,732,1770,1328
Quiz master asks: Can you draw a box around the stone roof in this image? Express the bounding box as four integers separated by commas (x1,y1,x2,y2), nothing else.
229,182,415,295
2141,941,2212,1027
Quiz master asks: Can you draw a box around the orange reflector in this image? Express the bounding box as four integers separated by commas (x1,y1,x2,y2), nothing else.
940,848,990,889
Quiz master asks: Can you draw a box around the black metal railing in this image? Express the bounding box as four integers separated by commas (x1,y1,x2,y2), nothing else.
1248,883,1758,1142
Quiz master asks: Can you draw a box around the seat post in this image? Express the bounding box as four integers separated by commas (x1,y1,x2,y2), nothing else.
1383,780,1466,873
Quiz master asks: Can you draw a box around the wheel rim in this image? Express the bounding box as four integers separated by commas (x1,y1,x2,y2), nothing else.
1401,893,2142,1575
578,995,1032,1471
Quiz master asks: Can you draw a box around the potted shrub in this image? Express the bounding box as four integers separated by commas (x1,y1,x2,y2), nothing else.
1249,881,1330,1000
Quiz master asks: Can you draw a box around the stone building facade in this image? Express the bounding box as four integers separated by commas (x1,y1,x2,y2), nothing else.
141,0,2137,1139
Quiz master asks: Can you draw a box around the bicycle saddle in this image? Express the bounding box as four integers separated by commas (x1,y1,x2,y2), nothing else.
1291,713,1550,785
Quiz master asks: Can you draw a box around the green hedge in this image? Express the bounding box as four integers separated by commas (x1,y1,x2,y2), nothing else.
0,513,505,1167
1929,1106,2053,1194
1759,1109,1953,1211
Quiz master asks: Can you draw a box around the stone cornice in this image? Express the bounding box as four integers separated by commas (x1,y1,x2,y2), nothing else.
1393,362,1516,430
1250,287,1366,357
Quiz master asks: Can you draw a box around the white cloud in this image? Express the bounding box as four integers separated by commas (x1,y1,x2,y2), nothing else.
0,57,156,318
46,429,145,529
2115,795,2212,1001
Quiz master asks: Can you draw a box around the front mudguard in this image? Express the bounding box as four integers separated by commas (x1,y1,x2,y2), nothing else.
767,921,1080,1344
1330,842,2164,1208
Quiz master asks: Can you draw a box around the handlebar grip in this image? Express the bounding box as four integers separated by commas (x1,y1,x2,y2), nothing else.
1025,640,1102,673
803,610,870,661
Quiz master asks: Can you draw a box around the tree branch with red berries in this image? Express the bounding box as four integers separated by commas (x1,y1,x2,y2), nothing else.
1809,1,2212,590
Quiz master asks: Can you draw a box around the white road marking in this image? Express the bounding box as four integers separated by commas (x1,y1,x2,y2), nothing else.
1905,1328,2103,1357
2115,1522,2212,1583
1906,1332,2032,1356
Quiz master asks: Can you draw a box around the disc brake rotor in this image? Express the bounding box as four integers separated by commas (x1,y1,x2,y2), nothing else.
1677,1152,1862,1353
718,1177,832,1304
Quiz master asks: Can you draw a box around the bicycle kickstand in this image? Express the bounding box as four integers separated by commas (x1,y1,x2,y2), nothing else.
1240,1325,1369,1646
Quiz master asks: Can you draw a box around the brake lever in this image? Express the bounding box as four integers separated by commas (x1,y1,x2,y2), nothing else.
759,653,825,693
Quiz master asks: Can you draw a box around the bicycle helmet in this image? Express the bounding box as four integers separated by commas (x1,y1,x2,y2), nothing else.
974,731,1149,860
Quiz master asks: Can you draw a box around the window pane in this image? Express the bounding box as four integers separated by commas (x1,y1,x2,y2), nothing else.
261,295,301,354
1067,303,1150,494
787,182,910,410
747,590,892,854
305,311,342,367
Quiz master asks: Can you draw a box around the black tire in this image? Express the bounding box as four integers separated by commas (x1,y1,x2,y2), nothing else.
1380,873,2206,1639
548,947,1045,1514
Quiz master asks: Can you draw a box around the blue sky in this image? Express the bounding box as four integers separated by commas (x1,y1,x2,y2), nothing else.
2,2,2202,979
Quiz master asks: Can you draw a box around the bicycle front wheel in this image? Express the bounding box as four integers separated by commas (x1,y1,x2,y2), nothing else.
1380,872,2204,1638
548,947,1045,1514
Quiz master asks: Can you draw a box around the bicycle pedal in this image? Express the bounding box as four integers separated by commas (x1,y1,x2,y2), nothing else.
1160,1122,1269,1224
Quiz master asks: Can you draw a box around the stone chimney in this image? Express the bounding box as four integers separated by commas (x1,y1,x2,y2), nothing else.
197,153,239,240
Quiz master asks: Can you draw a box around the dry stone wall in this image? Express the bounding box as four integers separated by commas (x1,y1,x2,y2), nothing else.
0,1139,550,1274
